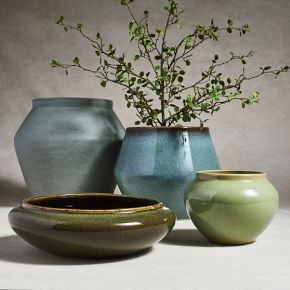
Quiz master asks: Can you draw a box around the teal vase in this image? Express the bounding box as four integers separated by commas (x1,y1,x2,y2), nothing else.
114,127,220,219
14,98,125,195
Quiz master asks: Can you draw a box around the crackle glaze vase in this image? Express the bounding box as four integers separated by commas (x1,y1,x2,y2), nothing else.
114,127,220,219
184,170,279,245
14,98,125,195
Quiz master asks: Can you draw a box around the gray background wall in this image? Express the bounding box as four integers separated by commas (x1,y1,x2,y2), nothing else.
0,0,289,207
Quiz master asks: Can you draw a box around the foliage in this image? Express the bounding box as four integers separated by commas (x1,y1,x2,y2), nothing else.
50,0,289,127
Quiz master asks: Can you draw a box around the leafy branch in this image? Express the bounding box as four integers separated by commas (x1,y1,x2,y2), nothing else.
50,0,289,127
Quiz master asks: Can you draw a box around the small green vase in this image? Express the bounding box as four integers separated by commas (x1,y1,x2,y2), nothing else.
184,170,279,245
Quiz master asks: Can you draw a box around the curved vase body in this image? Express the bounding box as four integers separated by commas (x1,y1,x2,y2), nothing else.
114,127,220,219
15,98,125,195
184,170,279,244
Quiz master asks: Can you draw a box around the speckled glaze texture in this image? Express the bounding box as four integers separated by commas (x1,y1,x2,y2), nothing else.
184,170,279,245
114,127,220,219
14,98,125,195
9,194,176,258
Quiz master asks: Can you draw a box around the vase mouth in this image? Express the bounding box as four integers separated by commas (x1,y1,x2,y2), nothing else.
197,170,267,180
32,98,113,109
126,126,209,132
22,193,163,214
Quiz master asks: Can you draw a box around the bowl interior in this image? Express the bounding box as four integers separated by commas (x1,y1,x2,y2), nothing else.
23,194,162,212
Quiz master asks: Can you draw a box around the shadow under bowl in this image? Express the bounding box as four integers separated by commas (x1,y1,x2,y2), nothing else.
8,193,176,258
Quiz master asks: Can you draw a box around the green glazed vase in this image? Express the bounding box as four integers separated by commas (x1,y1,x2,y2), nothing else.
14,98,125,195
184,170,279,245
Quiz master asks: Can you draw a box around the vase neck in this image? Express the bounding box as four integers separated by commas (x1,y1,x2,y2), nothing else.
32,98,113,109
197,170,267,181
125,127,209,133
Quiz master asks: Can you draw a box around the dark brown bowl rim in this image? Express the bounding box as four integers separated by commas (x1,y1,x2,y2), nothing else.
126,126,209,132
22,193,163,214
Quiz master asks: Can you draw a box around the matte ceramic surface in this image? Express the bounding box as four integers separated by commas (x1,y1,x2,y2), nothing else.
115,127,220,219
14,98,125,195
184,170,279,245
9,194,176,258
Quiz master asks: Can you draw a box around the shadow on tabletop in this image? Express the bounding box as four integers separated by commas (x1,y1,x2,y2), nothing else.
0,178,30,207
0,235,153,265
162,229,231,247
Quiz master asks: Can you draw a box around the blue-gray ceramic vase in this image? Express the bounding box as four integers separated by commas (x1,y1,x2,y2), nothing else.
114,127,220,219
15,98,125,195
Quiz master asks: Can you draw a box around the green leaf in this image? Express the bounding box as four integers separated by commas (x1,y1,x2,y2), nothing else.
178,76,183,83
227,27,232,33
116,65,122,72
135,120,141,125
227,19,234,27
95,50,100,56
214,54,219,60
73,57,80,64
186,95,195,107
77,23,84,30
134,55,140,61
128,21,134,31
144,10,149,16
63,26,68,31
117,74,124,81
241,100,246,109
56,15,64,24
243,23,250,30
154,55,161,60
264,66,271,70
242,59,247,65
185,59,191,66
101,80,107,87
284,65,289,70
65,69,68,76
50,59,58,66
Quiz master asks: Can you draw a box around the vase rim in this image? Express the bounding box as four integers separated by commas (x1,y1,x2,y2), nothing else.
126,126,209,132
32,98,113,108
22,193,163,214
197,170,267,180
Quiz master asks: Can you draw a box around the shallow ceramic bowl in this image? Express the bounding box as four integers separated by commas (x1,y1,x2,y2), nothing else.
9,193,176,258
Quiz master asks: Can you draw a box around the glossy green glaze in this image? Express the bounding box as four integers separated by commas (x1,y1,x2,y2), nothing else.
9,194,176,258
184,170,279,245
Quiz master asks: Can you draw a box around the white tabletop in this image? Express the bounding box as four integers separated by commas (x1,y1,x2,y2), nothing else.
0,205,289,290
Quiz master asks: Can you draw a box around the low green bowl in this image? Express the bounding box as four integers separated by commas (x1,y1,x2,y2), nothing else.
9,193,176,258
